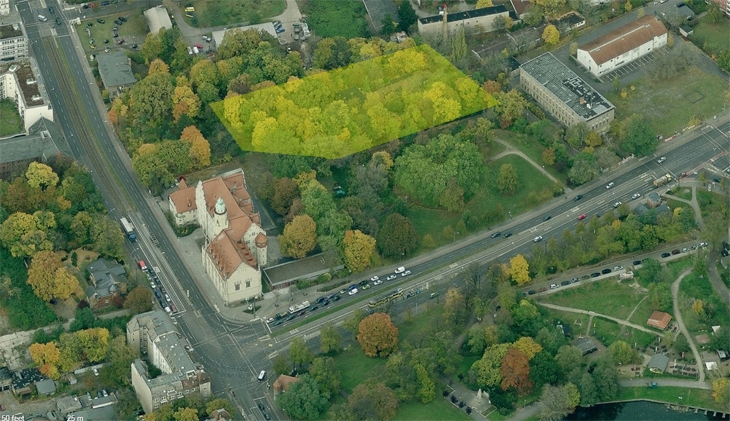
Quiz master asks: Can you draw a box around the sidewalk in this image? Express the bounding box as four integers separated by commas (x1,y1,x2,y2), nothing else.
671,268,705,382
439,374,490,421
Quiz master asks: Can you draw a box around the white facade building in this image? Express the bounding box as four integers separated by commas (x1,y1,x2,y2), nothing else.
169,169,267,306
0,62,53,132
0,24,27,61
417,5,510,37
577,16,667,78
0,0,9,16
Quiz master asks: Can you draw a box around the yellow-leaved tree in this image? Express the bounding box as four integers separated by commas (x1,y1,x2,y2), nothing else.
342,230,376,273
542,24,560,47
510,254,531,285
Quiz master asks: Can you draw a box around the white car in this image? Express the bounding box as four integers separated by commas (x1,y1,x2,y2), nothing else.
92,368,99,376
373,279,383,286
165,294,171,302
370,276,379,282
401,270,412,277
394,266,406,274
386,275,397,281
606,182,615,189
632,193,641,200
613,201,622,208
348,288,358,296
614,265,624,271
534,236,543,242
550,283,559,289
657,156,666,164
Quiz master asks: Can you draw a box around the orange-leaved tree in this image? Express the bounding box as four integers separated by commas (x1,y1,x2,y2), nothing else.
357,313,398,357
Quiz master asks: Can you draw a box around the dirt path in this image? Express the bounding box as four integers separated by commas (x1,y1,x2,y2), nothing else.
537,302,660,335
491,138,571,193
663,185,704,227
671,268,705,382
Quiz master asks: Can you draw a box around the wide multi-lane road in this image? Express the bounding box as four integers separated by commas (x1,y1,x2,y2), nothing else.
17,0,730,417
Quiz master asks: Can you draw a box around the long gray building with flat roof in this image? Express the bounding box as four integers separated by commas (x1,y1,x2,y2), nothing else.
520,52,614,133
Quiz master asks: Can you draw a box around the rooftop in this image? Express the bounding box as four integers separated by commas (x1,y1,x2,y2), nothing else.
510,0,531,16
0,23,23,39
648,353,669,372
35,378,56,395
96,50,136,88
419,5,508,24
0,118,70,167
574,337,598,355
578,16,667,66
169,179,197,214
264,250,342,287
130,311,199,379
7,61,44,107
520,52,614,120
647,310,672,330
212,23,277,46
144,6,173,35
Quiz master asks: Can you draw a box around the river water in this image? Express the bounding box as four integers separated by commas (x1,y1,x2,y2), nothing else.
566,401,727,420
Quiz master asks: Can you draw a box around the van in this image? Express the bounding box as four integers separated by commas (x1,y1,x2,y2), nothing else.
38,14,48,22
257,370,267,381
192,46,199,54
138,260,148,271
187,46,193,55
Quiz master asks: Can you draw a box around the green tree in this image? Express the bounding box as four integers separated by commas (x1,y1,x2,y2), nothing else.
608,341,637,365
494,89,528,128
205,399,235,418
277,374,330,420
272,353,292,376
622,114,657,156
0,212,52,258
380,13,398,35
470,343,511,388
415,364,435,403
707,2,723,22
497,164,518,195
348,383,398,421
357,313,399,357
124,286,153,314
279,215,317,258
319,322,342,355
271,177,299,216
309,357,341,395
100,335,137,388
342,230,376,273
344,308,365,335
289,337,314,369
568,152,599,185
397,0,418,31
90,215,125,260
539,383,581,421
376,213,419,258
451,26,467,60
26,162,59,190
77,327,110,363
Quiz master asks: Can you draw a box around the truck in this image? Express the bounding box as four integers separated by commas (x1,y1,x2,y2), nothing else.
120,217,137,242
653,174,672,188
288,300,310,314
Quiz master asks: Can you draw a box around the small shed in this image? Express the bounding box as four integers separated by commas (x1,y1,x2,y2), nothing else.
647,311,672,330
574,337,598,356
648,353,669,373
679,25,693,37
143,6,173,35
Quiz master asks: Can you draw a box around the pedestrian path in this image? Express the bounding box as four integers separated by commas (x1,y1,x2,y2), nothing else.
537,302,660,335
671,268,705,382
491,138,570,192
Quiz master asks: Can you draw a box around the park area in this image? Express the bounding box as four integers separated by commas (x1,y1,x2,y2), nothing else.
213,45,493,158
606,66,726,138
689,18,730,59
0,99,22,136
182,0,285,28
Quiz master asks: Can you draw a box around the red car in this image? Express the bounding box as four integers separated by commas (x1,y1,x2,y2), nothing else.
578,214,587,220
194,43,203,49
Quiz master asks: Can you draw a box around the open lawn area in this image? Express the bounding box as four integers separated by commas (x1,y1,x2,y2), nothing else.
394,398,471,421
627,296,670,327
332,346,386,393
679,272,730,332
409,154,560,248
589,317,658,348
605,66,727,137
696,190,725,221
539,306,590,334
689,18,730,58
617,386,719,410
539,279,646,320
302,0,370,39
183,0,285,28
495,130,565,184
668,186,693,201
0,99,22,136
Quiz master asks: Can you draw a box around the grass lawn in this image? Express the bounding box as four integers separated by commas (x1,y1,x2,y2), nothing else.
332,346,386,393
617,386,720,410
0,99,22,136
679,272,730,332
689,18,730,57
666,258,695,279
590,318,622,346
394,398,471,421
495,130,565,184
605,66,727,137
627,297,665,326
667,187,693,201
397,304,444,345
409,154,559,248
539,280,646,320
184,0,285,28
539,306,590,333
302,0,370,39
696,190,725,220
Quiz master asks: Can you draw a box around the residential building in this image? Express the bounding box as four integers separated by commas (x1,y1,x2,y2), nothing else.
647,310,672,330
709,0,730,15
143,6,173,35
35,378,56,396
551,11,585,32
86,258,127,309
127,311,211,414
0,61,54,132
576,16,667,78
96,50,136,95
0,24,27,62
11,368,44,397
0,117,68,180
56,396,83,415
212,23,277,49
0,0,9,16
520,52,615,133
169,169,268,305
417,5,510,37
509,0,531,20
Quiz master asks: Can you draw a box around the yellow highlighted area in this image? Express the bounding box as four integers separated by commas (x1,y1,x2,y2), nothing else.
212,44,496,159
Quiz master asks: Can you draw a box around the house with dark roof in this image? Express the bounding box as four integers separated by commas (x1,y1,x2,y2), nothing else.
577,16,667,78
417,5,510,37
0,366,12,391
520,52,615,133
551,11,585,32
648,353,669,373
574,337,598,355
86,258,127,309
169,169,268,305
96,50,136,95
0,117,69,180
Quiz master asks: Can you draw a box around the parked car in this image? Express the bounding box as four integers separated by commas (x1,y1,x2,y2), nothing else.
550,283,559,289
571,277,580,284
591,272,600,278
633,260,642,266
528,290,536,295
601,268,612,274
661,252,671,258
97,18,105,23
671,249,681,255
613,266,623,271
561,280,571,286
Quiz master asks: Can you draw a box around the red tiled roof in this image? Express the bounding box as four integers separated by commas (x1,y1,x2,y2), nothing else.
170,185,197,213
647,310,672,330
579,16,667,66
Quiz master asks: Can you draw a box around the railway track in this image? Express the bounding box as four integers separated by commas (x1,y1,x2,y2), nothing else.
42,36,131,212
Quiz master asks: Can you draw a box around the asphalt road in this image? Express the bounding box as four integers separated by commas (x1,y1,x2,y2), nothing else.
19,0,730,416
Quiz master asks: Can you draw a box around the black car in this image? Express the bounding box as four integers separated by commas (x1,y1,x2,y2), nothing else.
263,413,271,421
671,249,681,255
258,403,265,411
561,280,571,286
503,232,512,238
590,272,600,278
310,305,319,312
315,296,326,304
633,260,642,266
119,16,127,21
358,280,369,287
273,320,283,326
286,314,296,321
661,252,671,258
97,18,105,23
601,268,612,274
544,215,552,221
114,19,122,25
528,290,536,295
322,300,330,306
574,195,583,201
332,295,341,302
490,232,501,238
48,6,54,13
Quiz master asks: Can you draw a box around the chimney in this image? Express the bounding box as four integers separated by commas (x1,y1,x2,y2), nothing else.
442,4,448,41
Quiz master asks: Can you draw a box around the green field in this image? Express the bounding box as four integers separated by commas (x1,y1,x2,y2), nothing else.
394,399,471,421
689,19,730,58
617,386,719,410
302,0,370,39
540,279,646,320
333,346,386,393
495,129,565,184
539,306,591,334
628,297,669,327
183,0,285,28
0,99,22,136
679,272,730,332
409,154,559,247
606,66,727,137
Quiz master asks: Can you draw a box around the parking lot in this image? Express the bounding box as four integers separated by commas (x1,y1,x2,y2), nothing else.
599,47,670,82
